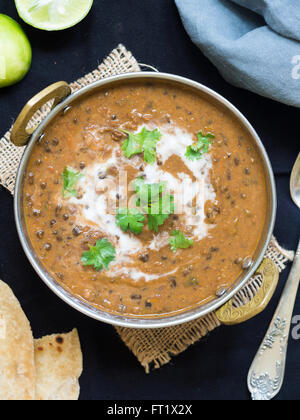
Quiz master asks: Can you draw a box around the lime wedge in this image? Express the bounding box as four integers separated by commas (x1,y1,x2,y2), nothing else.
15,0,94,31
0,14,32,88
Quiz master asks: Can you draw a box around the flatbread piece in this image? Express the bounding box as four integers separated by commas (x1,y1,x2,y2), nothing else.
34,328,82,400
0,280,35,400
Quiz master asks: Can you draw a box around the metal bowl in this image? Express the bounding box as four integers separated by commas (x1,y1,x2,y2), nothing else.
13,72,277,328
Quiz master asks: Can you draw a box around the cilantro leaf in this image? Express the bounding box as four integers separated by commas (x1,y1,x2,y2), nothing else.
133,177,151,206
134,177,165,207
122,127,162,164
142,128,162,164
148,212,170,233
169,230,194,253
62,166,83,198
148,193,175,232
116,208,145,234
131,177,175,232
121,131,143,158
81,239,116,271
185,131,214,161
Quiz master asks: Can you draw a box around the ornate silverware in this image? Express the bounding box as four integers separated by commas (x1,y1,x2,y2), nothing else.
248,154,300,400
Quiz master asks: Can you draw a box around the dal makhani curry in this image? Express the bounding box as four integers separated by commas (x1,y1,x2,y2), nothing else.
23,81,267,317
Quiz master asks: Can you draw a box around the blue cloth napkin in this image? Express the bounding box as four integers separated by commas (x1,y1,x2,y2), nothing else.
175,0,300,107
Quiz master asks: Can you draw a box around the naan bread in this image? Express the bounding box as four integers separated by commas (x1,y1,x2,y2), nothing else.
34,329,82,400
0,279,82,400
0,280,35,400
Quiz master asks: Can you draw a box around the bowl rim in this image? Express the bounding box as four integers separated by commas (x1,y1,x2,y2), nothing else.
14,71,277,328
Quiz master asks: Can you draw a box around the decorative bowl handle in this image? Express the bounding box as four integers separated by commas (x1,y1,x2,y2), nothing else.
11,81,71,147
216,258,279,325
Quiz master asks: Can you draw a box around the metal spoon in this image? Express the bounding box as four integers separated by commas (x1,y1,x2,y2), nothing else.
248,153,300,400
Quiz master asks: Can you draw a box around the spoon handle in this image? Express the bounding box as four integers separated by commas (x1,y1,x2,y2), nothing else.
248,240,300,400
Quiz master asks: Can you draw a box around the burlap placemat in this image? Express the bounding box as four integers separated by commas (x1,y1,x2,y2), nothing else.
0,44,294,373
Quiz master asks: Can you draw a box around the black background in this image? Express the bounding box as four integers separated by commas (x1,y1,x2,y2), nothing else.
0,0,299,401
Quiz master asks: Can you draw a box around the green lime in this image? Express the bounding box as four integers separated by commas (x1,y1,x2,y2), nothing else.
15,0,94,31
0,14,32,88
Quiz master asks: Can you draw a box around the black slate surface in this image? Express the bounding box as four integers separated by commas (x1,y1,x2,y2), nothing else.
0,0,299,401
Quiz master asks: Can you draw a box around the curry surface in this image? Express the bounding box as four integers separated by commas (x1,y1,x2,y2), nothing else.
23,81,267,317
